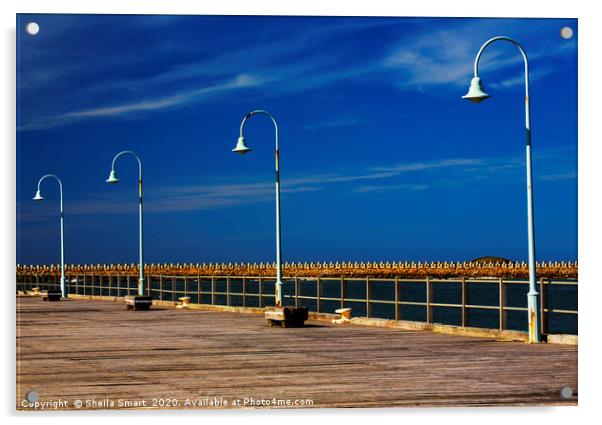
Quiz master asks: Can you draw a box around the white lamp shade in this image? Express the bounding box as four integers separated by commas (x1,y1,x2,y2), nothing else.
33,190,44,201
232,136,251,155
106,170,120,184
462,77,491,103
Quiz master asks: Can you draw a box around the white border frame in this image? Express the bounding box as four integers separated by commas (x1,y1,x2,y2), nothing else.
3,0,600,423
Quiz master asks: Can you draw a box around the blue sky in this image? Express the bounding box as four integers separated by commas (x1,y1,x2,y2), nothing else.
16,15,577,265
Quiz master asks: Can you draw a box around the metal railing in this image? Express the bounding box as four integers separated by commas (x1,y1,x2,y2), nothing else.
16,273,578,335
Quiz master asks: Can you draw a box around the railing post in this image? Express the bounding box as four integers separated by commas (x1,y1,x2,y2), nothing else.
211,276,216,305
158,275,163,300
197,274,201,305
499,277,506,331
184,276,188,298
426,277,432,324
172,277,176,302
117,275,121,297
366,277,371,318
340,277,345,309
394,277,400,321
83,274,86,296
108,274,112,298
294,277,300,308
127,275,131,296
258,276,262,308
540,277,548,335
461,277,468,327
99,274,103,297
316,278,321,313
242,276,247,307
226,276,231,306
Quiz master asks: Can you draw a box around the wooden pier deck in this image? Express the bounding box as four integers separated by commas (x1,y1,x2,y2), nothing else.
16,296,577,409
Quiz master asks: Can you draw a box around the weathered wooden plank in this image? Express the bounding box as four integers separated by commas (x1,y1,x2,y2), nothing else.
16,297,577,410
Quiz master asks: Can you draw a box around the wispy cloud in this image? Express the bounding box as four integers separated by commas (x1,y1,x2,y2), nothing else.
539,172,577,182
383,20,577,91
18,17,577,132
18,18,387,131
488,65,556,90
373,158,483,172
17,156,484,220
21,152,572,219
355,183,429,193
19,74,264,130
303,112,386,131
65,74,262,118
304,117,361,131
384,31,480,88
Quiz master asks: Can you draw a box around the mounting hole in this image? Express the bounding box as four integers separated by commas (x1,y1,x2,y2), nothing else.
560,386,573,399
26,22,40,35
560,27,573,40
25,390,39,402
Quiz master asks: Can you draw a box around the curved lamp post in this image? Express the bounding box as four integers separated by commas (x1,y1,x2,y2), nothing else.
233,110,283,307
33,174,66,298
463,36,540,343
106,151,145,296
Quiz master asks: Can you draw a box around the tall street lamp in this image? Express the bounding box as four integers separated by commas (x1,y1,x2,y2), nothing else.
463,36,540,343
33,174,67,298
233,110,284,307
106,151,146,298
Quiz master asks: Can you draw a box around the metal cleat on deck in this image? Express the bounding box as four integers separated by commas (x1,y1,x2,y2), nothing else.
176,296,191,309
332,308,352,324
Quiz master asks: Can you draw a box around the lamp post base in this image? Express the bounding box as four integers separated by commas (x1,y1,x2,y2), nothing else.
265,306,308,328
124,295,153,311
527,291,541,343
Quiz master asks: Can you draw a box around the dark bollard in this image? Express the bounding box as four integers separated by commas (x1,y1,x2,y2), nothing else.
124,295,153,310
42,290,62,301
